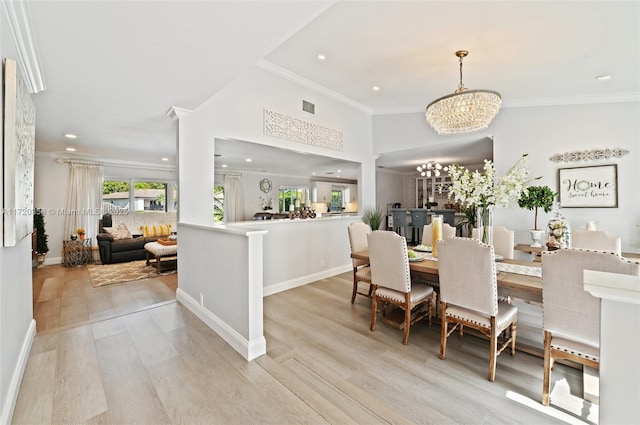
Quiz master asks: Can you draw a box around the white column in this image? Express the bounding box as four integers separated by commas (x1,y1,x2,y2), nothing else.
584,270,640,425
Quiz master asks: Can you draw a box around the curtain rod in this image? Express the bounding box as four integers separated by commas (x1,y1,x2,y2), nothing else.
56,158,103,166
214,171,243,176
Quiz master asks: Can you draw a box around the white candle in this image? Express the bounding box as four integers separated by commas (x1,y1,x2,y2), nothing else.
289,204,294,212
295,199,300,208
586,221,597,231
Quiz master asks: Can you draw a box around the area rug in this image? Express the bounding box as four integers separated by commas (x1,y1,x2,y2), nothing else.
87,260,176,287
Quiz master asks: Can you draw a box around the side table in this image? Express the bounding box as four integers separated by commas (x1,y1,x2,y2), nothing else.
63,239,93,267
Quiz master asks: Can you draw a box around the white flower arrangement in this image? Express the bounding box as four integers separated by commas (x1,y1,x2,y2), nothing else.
444,154,536,209
259,196,273,210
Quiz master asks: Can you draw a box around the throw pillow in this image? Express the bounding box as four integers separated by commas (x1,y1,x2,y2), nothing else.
103,223,132,240
141,224,172,238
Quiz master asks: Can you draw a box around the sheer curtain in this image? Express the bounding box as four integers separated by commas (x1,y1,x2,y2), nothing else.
64,162,104,240
224,174,244,222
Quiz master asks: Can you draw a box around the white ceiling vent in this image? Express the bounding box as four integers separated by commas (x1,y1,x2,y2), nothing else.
302,100,315,114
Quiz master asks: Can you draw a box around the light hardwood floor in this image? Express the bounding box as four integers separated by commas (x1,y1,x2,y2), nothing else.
14,268,597,424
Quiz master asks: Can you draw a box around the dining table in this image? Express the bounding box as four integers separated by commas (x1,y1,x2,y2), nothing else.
351,249,542,303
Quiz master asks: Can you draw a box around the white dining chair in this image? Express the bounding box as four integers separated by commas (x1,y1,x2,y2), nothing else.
368,230,434,344
347,222,373,304
438,237,518,381
421,223,456,246
571,230,621,255
541,248,639,405
472,226,515,259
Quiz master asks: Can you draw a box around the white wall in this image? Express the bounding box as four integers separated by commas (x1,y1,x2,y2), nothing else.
179,65,376,228
373,102,640,252
176,65,375,359
0,10,37,424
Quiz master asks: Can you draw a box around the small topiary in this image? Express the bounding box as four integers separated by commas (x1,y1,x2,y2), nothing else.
518,186,557,230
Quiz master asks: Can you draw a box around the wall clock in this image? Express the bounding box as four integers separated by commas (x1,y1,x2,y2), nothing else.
259,178,272,193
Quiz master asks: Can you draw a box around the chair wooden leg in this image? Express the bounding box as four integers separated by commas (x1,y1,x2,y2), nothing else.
402,293,411,345
370,291,378,332
351,269,358,304
439,302,447,359
510,321,517,356
488,316,497,382
427,294,433,328
542,330,552,406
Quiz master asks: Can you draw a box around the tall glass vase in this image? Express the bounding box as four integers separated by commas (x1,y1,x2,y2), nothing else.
476,205,494,247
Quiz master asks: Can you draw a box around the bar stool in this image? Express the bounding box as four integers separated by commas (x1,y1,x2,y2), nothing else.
433,209,455,227
409,209,429,245
390,208,409,240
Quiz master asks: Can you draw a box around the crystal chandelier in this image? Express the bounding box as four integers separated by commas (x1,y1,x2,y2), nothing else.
426,50,501,135
417,162,448,177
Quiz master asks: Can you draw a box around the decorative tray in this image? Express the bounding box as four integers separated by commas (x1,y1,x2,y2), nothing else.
158,238,177,246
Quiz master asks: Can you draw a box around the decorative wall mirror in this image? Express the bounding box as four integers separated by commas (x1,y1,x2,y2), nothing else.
259,178,272,193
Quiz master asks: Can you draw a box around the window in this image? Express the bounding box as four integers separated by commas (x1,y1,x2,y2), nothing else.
102,178,177,213
330,189,343,212
102,180,130,212
133,181,167,212
214,185,224,223
278,187,309,212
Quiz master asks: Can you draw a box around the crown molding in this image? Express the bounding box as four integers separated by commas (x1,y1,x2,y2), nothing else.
372,92,640,115
502,92,640,108
166,106,192,120
256,60,373,115
2,0,46,93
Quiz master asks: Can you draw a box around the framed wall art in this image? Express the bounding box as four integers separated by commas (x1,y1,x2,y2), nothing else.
558,164,618,208
3,58,36,246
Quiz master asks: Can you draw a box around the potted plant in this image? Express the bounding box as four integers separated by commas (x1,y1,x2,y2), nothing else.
517,185,556,247
363,206,383,231
33,209,49,268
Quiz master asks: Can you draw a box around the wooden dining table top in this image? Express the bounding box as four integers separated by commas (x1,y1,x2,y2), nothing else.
351,250,543,302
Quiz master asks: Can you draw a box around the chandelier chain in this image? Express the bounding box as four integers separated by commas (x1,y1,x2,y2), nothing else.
458,55,465,91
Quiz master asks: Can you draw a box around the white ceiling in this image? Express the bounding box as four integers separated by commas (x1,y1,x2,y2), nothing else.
18,1,640,176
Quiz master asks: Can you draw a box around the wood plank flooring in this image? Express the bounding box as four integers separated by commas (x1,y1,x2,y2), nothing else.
32,264,177,334
14,269,597,424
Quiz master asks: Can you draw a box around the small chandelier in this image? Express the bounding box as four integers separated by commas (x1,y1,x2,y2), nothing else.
426,50,501,135
417,162,448,177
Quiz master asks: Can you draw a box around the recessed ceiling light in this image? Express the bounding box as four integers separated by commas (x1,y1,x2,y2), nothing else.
221,164,228,168
65,147,76,152
245,158,252,162
312,172,316,175
337,169,342,173
596,74,611,80
161,158,168,161
317,54,326,61
64,133,77,139
372,86,380,91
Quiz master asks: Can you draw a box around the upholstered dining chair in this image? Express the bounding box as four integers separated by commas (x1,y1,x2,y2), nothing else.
367,230,434,344
347,222,373,304
421,223,456,246
472,226,515,259
540,248,639,406
571,230,621,255
438,237,518,381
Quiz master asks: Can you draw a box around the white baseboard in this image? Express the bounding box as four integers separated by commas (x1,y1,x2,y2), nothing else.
0,319,36,425
176,289,266,361
44,256,61,265
263,263,351,297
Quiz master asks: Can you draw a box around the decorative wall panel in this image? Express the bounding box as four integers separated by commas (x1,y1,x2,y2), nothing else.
264,109,343,151
3,58,36,246
549,148,629,163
